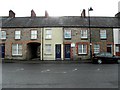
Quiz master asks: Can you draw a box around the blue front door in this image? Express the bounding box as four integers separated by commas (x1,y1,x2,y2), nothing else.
1,44,5,58
55,44,61,59
65,44,71,59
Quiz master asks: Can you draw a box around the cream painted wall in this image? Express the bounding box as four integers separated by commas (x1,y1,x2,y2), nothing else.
42,27,63,60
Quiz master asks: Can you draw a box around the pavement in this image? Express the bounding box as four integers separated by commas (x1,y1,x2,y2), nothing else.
2,59,92,64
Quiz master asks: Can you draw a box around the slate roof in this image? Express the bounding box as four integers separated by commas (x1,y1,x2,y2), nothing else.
1,16,120,28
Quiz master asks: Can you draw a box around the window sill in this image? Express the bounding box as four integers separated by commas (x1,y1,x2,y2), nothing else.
81,37,88,40
12,55,22,57
44,53,52,55
45,38,52,40
100,38,107,40
78,53,87,55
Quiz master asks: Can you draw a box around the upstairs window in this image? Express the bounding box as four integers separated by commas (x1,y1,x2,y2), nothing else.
15,31,21,39
0,31,6,40
100,30,106,39
64,30,71,39
31,30,37,39
94,44,100,54
45,29,52,39
81,30,88,39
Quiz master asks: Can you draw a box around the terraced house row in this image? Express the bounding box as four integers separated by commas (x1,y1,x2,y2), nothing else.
0,10,120,60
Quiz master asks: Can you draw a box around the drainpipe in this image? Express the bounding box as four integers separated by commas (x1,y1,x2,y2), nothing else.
42,28,44,61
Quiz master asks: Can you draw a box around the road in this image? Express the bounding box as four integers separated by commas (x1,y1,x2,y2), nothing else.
2,63,119,88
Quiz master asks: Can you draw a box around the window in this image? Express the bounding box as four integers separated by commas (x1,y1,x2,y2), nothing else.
12,44,22,56
116,46,119,52
0,31,6,39
100,30,106,39
118,30,120,44
64,30,71,39
81,30,87,38
45,29,52,39
15,31,21,39
94,44,100,54
31,30,37,39
45,44,52,54
78,44,87,54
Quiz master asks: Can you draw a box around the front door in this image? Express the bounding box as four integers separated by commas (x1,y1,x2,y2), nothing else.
64,44,71,59
1,44,5,58
107,44,112,53
55,44,61,59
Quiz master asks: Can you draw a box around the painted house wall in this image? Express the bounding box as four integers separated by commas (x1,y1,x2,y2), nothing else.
113,28,120,56
42,27,63,60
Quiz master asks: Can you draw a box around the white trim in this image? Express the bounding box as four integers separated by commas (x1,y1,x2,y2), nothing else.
31,30,37,39
15,31,21,39
12,44,22,56
0,31,6,40
78,44,87,54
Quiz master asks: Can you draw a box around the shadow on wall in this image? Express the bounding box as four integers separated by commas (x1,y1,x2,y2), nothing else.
26,42,40,60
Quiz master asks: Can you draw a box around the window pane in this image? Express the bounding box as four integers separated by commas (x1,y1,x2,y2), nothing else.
83,45,87,53
18,44,22,55
94,44,100,54
0,31,6,39
12,44,22,55
81,30,87,38
100,30,106,39
45,44,52,54
64,30,71,38
78,44,87,54
45,29,52,39
31,30,37,39
15,31,21,39
12,44,17,55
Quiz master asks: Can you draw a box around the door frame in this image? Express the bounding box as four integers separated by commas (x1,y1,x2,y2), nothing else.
64,44,71,59
55,44,61,60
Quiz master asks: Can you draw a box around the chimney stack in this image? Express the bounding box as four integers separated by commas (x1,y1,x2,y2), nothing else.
31,9,36,17
9,10,15,18
45,10,49,18
81,9,86,17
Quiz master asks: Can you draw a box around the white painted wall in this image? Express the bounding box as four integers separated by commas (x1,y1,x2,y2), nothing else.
113,28,120,55
118,1,120,12
42,27,63,60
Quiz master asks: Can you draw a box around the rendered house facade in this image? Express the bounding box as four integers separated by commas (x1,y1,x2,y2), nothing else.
0,10,119,60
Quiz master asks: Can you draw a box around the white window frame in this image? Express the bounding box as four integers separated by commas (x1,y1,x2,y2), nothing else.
100,30,106,39
116,46,119,52
81,30,88,38
31,30,37,39
45,29,52,39
64,30,71,39
94,44,100,54
15,31,21,39
45,44,52,54
0,31,6,39
78,44,87,54
12,44,22,56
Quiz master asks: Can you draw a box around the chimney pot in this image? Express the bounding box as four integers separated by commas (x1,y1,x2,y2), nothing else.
9,10,15,18
45,10,49,18
81,9,86,17
31,9,36,17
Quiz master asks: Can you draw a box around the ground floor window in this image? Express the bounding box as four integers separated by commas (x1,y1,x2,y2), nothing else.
78,44,87,54
45,44,52,54
94,44,100,54
116,46,119,52
12,44,22,56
